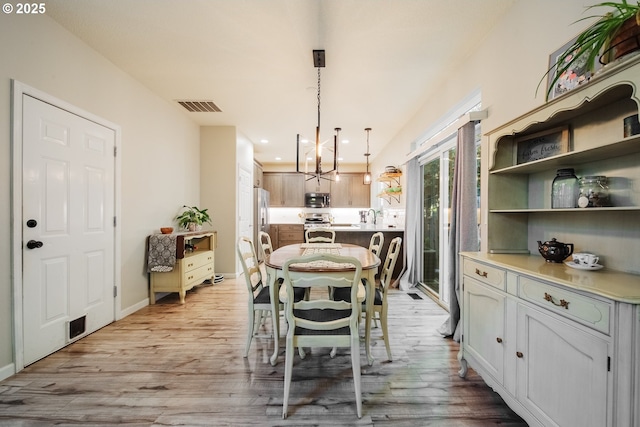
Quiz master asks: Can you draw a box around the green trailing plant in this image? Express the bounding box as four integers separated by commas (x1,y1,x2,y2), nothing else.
538,1,640,101
175,205,212,230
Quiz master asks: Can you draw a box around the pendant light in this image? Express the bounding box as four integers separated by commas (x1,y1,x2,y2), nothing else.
363,127,372,185
296,50,339,183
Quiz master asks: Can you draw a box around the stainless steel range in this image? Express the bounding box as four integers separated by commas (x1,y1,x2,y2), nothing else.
303,212,332,229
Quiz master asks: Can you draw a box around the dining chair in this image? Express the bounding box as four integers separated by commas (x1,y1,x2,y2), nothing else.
304,227,336,243
281,253,364,419
333,236,402,362
368,231,384,256
258,231,273,260
237,236,304,358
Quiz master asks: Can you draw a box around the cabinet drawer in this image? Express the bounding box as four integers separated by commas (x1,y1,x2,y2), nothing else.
463,259,506,291
519,276,611,334
279,224,303,232
184,263,214,287
183,251,214,272
279,231,303,240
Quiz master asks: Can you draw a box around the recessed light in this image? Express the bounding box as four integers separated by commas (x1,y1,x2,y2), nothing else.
341,139,349,144
260,139,269,144
275,157,282,161
301,139,309,144
338,157,344,161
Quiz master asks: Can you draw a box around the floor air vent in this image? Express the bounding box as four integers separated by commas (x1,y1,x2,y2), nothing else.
408,292,423,300
176,100,222,113
69,315,86,340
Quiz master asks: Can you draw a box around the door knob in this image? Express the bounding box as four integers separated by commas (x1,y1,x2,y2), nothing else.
26,240,43,249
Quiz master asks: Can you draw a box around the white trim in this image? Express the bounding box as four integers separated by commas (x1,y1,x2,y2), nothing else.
119,298,149,319
406,110,487,162
0,362,16,382
10,80,122,372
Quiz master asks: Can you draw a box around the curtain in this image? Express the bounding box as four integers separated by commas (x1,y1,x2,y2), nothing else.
437,122,478,341
399,157,420,291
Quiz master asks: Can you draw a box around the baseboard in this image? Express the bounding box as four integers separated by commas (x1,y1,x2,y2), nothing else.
119,298,149,319
0,362,16,382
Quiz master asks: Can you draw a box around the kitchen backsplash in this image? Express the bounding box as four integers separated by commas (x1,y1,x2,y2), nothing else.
269,207,405,228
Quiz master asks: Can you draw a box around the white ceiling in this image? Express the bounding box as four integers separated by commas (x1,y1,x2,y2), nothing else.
46,0,515,165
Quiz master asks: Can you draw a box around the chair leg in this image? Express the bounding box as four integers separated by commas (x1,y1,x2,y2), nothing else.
351,334,362,418
245,306,255,358
283,335,294,419
380,306,392,361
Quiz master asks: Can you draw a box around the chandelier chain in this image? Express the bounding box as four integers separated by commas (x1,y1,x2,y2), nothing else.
317,67,321,127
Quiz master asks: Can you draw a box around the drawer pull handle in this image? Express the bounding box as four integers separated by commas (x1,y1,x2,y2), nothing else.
475,268,488,278
516,351,524,358
544,292,570,309
496,337,503,343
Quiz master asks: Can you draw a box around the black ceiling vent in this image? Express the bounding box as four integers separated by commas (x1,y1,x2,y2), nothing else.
176,100,222,113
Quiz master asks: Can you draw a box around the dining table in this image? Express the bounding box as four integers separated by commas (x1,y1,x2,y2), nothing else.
264,242,381,366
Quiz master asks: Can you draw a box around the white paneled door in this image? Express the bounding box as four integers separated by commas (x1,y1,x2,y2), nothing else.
21,95,116,366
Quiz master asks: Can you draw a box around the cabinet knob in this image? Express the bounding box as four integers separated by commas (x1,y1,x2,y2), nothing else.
496,337,503,343
516,351,524,358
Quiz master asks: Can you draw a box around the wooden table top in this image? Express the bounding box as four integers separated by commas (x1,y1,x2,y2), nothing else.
265,243,380,272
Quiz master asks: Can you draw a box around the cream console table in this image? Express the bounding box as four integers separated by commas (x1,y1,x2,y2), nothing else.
459,252,640,427
149,231,216,304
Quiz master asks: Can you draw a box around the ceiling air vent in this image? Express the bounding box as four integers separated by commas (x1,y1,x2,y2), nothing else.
176,100,222,113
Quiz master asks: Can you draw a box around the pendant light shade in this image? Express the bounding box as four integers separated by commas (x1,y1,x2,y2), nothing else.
363,128,372,185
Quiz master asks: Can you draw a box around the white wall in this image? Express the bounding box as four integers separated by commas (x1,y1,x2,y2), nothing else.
0,14,200,372
372,0,594,192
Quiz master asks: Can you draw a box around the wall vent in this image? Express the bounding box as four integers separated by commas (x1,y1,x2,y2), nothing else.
176,100,222,113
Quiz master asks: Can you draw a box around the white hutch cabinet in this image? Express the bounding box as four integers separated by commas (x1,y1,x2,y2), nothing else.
459,55,640,427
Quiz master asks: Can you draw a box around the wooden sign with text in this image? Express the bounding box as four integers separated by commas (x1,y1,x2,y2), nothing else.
515,126,570,165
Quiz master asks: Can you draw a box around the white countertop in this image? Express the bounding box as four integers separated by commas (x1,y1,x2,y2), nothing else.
460,252,640,304
330,224,404,232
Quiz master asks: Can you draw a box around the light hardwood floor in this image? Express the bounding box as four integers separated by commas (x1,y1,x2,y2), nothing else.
0,276,527,426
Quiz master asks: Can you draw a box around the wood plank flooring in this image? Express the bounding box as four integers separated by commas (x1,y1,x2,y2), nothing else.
0,276,528,426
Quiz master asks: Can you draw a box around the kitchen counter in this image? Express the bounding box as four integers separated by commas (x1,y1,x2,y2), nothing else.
330,224,404,232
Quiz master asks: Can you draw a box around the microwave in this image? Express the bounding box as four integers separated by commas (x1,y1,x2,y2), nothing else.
305,192,330,208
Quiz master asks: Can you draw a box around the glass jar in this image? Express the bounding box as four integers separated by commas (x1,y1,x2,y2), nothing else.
552,168,579,208
578,175,609,208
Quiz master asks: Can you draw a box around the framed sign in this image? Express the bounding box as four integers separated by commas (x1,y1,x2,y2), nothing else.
515,126,570,165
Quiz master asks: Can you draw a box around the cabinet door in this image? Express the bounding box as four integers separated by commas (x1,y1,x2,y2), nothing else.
305,176,331,193
516,303,609,427
463,277,506,384
331,173,369,207
281,173,304,207
263,173,283,206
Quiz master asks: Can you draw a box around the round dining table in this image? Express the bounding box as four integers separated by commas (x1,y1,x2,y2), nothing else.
264,243,380,366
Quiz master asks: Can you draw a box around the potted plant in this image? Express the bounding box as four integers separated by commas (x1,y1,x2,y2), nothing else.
175,205,212,231
540,1,640,100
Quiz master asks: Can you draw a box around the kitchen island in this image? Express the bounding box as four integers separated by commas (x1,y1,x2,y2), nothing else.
330,224,404,284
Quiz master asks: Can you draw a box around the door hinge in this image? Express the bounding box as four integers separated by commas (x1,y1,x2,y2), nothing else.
607,356,611,372
113,216,117,227
113,286,118,298
114,146,117,157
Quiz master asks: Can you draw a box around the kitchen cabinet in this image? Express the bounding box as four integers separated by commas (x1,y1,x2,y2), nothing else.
263,172,304,207
274,224,304,249
150,232,216,304
330,173,370,207
304,175,331,193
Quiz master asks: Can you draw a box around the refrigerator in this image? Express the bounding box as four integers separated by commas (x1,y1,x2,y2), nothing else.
254,188,270,262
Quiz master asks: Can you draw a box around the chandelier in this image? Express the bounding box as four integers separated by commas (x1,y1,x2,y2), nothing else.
296,50,339,183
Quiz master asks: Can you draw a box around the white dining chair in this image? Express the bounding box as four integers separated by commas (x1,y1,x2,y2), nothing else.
304,227,336,243
237,236,303,358
281,253,364,419
333,236,402,362
258,231,273,260
368,232,384,256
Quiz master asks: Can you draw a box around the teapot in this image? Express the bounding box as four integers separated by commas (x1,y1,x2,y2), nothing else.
537,238,574,263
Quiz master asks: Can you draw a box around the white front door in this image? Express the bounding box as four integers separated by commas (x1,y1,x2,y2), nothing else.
21,94,116,366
